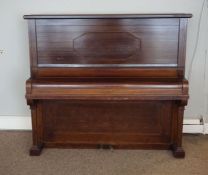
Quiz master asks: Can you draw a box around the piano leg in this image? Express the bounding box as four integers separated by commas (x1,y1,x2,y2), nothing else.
171,100,186,158
28,99,44,156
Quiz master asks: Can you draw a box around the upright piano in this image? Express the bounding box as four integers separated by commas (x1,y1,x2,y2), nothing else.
24,14,192,158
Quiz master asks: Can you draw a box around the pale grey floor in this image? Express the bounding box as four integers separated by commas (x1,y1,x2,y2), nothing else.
0,131,208,175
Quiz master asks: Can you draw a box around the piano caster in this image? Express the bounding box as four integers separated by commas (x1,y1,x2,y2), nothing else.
30,144,43,156
171,145,185,158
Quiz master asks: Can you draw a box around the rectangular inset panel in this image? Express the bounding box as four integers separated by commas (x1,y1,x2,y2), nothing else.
42,100,172,144
36,18,179,67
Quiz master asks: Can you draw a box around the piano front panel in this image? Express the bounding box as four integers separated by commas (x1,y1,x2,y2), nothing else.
33,18,180,78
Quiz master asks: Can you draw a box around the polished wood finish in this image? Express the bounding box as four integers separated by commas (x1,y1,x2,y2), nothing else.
24,14,192,19
36,19,179,66
24,14,191,158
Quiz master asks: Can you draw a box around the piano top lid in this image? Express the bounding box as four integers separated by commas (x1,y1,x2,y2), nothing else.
23,13,192,19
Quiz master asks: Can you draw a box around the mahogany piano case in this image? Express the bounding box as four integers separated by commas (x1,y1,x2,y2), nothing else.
24,14,192,158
